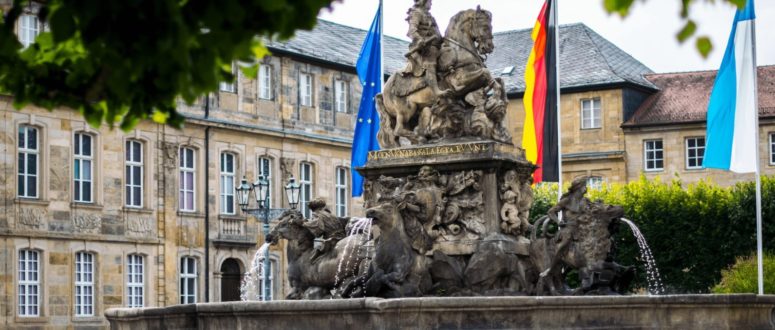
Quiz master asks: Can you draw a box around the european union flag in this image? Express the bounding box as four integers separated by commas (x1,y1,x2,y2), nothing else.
351,3,382,197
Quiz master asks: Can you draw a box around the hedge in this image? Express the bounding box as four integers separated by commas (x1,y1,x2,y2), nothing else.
530,175,775,293
711,252,775,294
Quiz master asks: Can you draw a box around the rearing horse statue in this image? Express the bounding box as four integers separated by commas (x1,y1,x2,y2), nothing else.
377,7,501,148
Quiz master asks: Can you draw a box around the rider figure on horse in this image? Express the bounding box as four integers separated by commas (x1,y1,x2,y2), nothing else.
404,0,450,98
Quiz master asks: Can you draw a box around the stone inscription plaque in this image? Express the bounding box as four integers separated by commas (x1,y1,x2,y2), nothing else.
368,142,491,161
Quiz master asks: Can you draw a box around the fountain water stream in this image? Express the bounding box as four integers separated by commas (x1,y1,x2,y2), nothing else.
241,242,271,301
333,217,372,296
620,218,664,295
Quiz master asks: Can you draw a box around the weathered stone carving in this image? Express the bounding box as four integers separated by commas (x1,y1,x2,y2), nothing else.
127,216,154,237
499,170,531,237
280,158,296,181
73,214,101,234
18,208,45,229
162,142,178,169
377,3,511,147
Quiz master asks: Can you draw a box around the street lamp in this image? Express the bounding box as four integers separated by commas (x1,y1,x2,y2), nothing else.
235,175,300,301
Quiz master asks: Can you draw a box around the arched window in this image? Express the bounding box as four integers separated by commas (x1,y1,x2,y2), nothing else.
258,157,272,208
126,254,145,308
335,167,348,217
18,125,39,198
179,257,197,304
220,152,236,215
299,162,313,218
179,147,196,211
74,133,94,203
257,258,277,301
74,251,95,316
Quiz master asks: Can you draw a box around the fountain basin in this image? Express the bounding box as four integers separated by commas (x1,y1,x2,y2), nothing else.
105,294,775,329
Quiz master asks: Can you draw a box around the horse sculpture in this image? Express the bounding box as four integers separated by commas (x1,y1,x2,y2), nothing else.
266,210,368,299
377,7,501,148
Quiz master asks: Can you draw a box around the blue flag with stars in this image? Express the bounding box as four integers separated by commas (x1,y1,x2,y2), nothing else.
351,3,382,197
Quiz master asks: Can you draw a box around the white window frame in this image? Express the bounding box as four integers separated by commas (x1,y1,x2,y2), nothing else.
258,157,272,208
299,73,312,107
219,63,237,93
257,258,275,301
179,257,197,304
18,14,39,48
581,98,602,129
126,254,144,308
335,167,348,217
74,251,95,317
586,176,604,190
179,147,196,212
335,80,348,113
769,133,775,165
18,249,40,317
125,140,144,208
220,153,236,215
644,139,664,172
259,65,272,100
300,162,313,218
74,133,94,203
18,125,39,199
685,137,706,170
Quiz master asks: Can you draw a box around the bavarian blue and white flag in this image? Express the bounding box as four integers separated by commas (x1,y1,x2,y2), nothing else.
704,0,757,173
351,3,382,197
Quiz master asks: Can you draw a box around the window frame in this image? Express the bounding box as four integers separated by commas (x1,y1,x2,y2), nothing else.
125,140,144,208
644,139,664,172
335,80,348,113
18,125,39,199
300,162,313,218
126,254,145,308
685,136,706,170
299,72,313,107
179,147,196,212
580,98,602,130
219,63,237,93
18,249,40,317
769,133,775,165
257,258,276,301
220,152,236,215
258,157,272,208
259,65,272,100
335,167,348,217
74,251,95,317
18,14,39,48
179,256,197,304
586,176,604,190
73,133,94,203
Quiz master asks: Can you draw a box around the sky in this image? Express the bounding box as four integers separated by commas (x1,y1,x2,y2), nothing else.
318,0,775,74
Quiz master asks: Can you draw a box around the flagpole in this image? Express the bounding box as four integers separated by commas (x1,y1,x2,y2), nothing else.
379,0,384,92
750,11,763,296
554,0,563,202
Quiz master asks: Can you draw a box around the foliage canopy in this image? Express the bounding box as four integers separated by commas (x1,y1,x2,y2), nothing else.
0,0,333,129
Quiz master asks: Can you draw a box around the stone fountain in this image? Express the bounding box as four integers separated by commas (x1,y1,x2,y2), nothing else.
106,3,775,329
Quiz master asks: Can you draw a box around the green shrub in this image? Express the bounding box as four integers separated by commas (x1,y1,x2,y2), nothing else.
711,252,775,294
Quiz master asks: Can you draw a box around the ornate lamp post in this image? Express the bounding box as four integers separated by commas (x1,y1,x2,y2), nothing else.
236,175,300,301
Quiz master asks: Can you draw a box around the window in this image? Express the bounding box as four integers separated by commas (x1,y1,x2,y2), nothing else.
769,133,775,165
258,157,272,208
220,153,236,215
300,162,313,218
74,133,94,203
179,147,196,211
257,259,275,301
335,80,348,113
644,140,664,171
74,252,95,317
335,167,348,217
587,176,604,190
686,137,706,169
259,65,272,100
126,254,144,308
18,249,40,317
18,125,39,198
180,257,197,304
300,73,312,107
581,98,601,129
219,64,237,93
18,14,39,48
125,140,144,207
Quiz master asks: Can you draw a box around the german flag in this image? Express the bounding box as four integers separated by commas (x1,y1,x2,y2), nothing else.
522,0,558,183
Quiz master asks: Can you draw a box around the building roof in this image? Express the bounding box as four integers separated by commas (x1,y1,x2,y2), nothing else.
623,66,775,128
267,19,656,94
488,23,656,94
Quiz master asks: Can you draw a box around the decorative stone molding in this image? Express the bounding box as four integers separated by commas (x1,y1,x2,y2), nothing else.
17,207,46,230
73,214,101,234
127,216,155,238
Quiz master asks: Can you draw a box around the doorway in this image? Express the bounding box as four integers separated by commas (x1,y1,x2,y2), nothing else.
220,258,242,301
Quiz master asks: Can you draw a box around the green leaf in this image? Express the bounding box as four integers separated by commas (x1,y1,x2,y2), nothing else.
603,0,635,17
696,36,713,58
240,63,259,79
49,7,77,42
676,20,696,43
